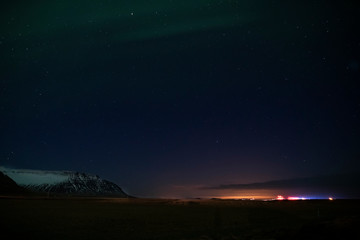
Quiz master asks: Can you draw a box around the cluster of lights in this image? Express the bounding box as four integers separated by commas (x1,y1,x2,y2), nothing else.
276,195,306,200
276,195,335,201
288,196,307,200
276,195,285,200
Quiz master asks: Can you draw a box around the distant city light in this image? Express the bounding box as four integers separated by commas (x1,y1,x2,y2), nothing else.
276,195,309,200
287,196,305,200
276,195,285,200
274,196,340,201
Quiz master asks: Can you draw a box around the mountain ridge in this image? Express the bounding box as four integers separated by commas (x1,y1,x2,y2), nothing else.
0,167,129,197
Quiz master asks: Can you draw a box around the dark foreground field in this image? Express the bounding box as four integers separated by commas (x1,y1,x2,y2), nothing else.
1,197,359,240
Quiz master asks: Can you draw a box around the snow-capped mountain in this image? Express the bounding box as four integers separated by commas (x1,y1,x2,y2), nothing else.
0,167,128,197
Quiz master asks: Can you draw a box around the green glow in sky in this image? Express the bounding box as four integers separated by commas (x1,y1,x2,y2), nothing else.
3,0,255,41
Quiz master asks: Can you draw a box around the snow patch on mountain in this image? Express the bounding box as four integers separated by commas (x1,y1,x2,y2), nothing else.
0,167,68,185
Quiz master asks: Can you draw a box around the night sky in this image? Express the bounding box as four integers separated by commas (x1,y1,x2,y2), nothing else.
1,0,360,198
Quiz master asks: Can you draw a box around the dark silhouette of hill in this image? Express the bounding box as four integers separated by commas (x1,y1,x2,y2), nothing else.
0,171,28,195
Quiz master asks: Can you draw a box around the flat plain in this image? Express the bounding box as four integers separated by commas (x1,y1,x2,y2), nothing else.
1,197,359,239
